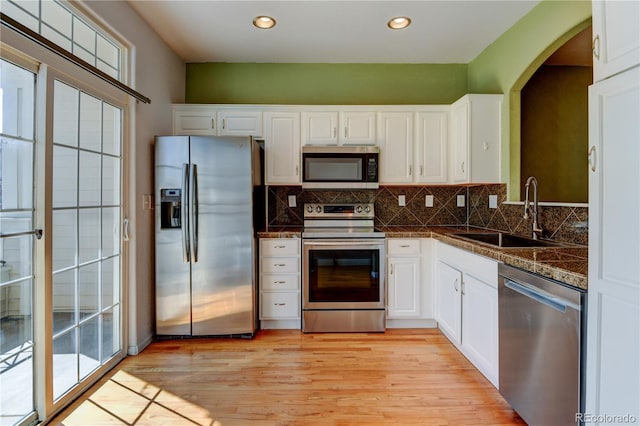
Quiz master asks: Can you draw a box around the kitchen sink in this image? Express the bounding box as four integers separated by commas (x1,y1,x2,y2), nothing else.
452,232,564,248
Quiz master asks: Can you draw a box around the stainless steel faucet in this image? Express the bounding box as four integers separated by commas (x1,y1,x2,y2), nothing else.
524,176,543,239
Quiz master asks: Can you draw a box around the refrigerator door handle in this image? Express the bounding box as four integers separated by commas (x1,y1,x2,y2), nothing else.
182,163,190,262
191,163,199,263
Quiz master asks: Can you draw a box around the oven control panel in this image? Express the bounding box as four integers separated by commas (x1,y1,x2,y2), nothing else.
304,203,374,219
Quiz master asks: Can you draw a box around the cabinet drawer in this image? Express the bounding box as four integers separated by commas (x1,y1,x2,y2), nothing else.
261,292,300,318
260,239,300,257
261,257,299,274
387,239,421,255
261,274,300,291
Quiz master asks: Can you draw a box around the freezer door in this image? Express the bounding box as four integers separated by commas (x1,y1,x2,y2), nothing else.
155,136,191,336
190,136,255,335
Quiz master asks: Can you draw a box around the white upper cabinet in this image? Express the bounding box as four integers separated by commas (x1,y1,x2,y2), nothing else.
450,94,502,183
216,110,263,137
173,105,216,135
339,111,377,145
378,112,414,183
301,112,339,145
415,111,448,183
264,112,301,185
301,110,376,146
592,0,640,82
173,105,262,137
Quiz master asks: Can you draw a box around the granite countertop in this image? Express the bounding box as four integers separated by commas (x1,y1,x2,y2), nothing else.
257,226,588,290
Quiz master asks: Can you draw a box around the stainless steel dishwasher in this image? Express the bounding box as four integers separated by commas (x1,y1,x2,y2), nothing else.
498,263,586,426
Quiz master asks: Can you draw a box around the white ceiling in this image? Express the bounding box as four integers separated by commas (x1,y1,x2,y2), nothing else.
126,0,541,64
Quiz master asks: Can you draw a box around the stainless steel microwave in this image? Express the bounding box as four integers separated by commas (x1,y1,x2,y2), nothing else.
301,146,379,189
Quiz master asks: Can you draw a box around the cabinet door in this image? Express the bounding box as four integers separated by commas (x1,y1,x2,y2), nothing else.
339,111,376,145
217,110,263,137
450,99,469,182
387,257,421,318
435,261,462,345
378,112,413,183
415,111,447,183
461,274,498,387
265,112,301,185
173,107,216,135
586,67,640,419
301,112,338,145
592,0,640,82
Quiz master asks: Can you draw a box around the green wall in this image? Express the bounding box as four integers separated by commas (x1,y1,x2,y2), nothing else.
184,0,592,201
520,65,592,203
468,0,591,200
186,63,468,105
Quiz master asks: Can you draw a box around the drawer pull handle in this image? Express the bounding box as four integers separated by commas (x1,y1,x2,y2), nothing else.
274,245,286,248
274,263,286,267
274,281,286,284
399,244,410,248
274,303,286,306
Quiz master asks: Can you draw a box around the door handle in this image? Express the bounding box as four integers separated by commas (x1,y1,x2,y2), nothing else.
592,34,600,60
191,163,199,263
182,163,190,263
123,218,129,241
588,146,597,172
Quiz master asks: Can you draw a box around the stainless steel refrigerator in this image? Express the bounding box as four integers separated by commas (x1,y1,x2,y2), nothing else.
154,135,264,337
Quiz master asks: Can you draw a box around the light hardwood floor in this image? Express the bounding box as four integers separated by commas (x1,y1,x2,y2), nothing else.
51,329,525,425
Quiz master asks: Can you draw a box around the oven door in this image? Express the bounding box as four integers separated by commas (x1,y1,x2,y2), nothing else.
302,239,385,310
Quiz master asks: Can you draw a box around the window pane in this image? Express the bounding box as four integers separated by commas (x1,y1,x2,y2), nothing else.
2,1,39,32
96,34,118,68
41,0,72,38
53,81,79,147
101,306,119,361
52,209,77,271
72,44,95,66
53,330,78,400
0,211,32,236
102,103,121,156
0,59,36,139
78,151,100,206
0,347,34,422
0,280,33,348
0,138,34,210
72,17,95,54
79,92,101,152
102,155,120,206
101,257,119,308
53,145,78,208
78,263,99,318
53,270,75,334
101,207,119,258
79,316,99,379
78,208,100,264
0,235,33,281
41,24,72,52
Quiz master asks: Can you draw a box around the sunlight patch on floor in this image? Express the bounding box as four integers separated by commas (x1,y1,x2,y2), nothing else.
57,370,220,425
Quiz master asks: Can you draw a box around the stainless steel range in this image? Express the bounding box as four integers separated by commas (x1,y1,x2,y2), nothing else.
302,203,386,332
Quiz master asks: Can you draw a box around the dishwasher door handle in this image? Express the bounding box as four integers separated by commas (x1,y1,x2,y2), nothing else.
504,279,579,313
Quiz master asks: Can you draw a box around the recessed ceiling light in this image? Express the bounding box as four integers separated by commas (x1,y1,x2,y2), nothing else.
253,16,276,29
387,16,411,30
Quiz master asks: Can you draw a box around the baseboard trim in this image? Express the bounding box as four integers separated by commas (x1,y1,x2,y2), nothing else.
128,332,154,355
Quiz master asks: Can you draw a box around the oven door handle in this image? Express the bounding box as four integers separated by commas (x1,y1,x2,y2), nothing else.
303,240,384,246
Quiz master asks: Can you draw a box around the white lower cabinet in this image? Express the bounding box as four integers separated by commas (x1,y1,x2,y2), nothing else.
386,239,436,328
435,241,499,387
259,238,301,329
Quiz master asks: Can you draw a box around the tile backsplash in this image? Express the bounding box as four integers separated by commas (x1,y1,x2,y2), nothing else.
267,184,588,245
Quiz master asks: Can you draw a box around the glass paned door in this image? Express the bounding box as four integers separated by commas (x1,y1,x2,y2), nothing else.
0,59,36,426
51,79,122,401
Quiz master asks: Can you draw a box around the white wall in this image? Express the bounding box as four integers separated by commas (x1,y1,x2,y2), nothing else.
81,0,185,354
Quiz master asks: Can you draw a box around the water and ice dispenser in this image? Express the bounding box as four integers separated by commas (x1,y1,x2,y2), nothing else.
160,188,182,228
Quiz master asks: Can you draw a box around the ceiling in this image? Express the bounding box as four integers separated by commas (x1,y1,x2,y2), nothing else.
126,0,541,64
